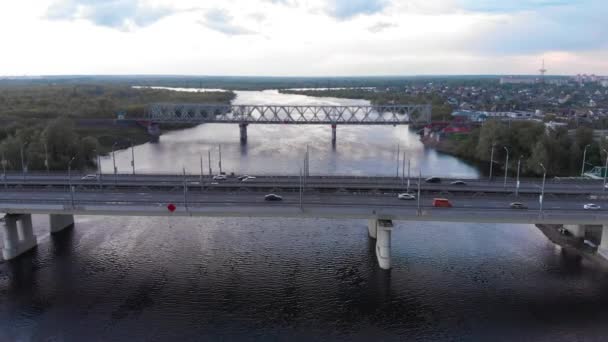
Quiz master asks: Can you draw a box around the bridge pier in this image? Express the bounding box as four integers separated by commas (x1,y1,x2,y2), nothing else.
599,225,608,260
2,214,37,260
50,214,74,234
565,224,587,239
368,219,377,239
239,123,248,143
368,219,392,269
331,124,337,145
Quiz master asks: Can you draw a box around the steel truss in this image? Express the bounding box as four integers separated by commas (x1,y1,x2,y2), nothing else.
145,103,432,125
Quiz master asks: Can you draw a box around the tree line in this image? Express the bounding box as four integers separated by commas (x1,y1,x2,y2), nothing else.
0,117,98,172
447,121,606,176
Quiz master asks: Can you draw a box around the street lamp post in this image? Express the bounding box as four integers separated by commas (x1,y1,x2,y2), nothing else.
200,154,204,192
20,144,26,182
539,162,546,216
503,147,509,189
581,144,591,176
1,152,6,189
602,148,608,191
68,156,76,208
417,169,422,214
489,143,496,182
396,145,400,179
208,149,212,176
112,142,118,185
44,142,49,174
516,156,522,197
130,141,135,175
407,158,411,193
218,145,222,174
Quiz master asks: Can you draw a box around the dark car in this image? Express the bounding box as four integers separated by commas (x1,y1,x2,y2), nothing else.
425,177,441,183
509,202,527,209
264,194,283,201
450,180,466,186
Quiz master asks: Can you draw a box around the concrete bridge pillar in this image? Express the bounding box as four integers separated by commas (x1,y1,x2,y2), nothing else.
2,214,37,260
331,124,337,145
239,123,248,143
376,219,393,270
564,224,587,239
50,214,74,234
599,225,608,260
368,219,377,239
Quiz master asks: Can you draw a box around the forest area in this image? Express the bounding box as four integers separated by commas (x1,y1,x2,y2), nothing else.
0,84,234,171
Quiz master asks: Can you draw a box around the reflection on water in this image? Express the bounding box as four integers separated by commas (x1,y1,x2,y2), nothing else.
2,90,608,341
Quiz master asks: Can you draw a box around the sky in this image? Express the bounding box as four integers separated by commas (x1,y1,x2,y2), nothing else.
0,0,606,76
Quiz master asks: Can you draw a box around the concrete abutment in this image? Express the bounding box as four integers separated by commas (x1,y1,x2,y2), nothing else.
368,218,393,270
2,214,37,260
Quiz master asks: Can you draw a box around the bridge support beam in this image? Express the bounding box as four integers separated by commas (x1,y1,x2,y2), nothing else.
368,219,377,239
2,214,37,260
376,219,393,270
598,225,608,260
239,123,248,143
565,224,587,239
50,214,74,234
331,124,337,145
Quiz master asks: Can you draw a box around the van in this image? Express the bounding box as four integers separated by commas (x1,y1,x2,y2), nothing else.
432,198,452,208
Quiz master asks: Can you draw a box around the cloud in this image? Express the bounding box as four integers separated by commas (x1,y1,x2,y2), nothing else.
467,0,608,55
368,21,396,33
458,0,573,13
45,0,175,30
326,0,388,20
202,9,255,35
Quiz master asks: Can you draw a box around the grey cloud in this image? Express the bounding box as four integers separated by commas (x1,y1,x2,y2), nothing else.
327,0,388,20
202,9,255,35
45,0,175,30
368,22,396,33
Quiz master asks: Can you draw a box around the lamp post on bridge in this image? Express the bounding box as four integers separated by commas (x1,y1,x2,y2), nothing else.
581,144,591,176
516,155,523,197
489,142,496,182
603,149,608,191
503,146,509,189
112,142,118,185
218,144,222,174
417,169,422,215
539,162,546,216
68,156,76,208
1,152,6,189
208,149,212,176
20,143,26,182
44,142,49,174
129,140,135,176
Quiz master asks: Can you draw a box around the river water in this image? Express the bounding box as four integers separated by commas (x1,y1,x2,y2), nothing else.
1,90,608,341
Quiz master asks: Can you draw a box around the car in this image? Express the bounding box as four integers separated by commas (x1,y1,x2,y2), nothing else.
81,174,98,180
425,177,441,183
558,227,571,236
264,194,283,201
212,175,227,181
509,202,528,209
397,193,416,200
241,176,257,182
237,175,249,180
584,203,601,210
450,180,466,186
432,198,452,207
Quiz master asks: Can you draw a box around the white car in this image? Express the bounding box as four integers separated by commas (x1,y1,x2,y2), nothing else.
81,174,98,180
212,175,227,181
583,203,601,210
241,176,257,182
397,193,416,200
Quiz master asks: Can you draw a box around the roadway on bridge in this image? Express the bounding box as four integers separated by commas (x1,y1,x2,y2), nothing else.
2,173,608,195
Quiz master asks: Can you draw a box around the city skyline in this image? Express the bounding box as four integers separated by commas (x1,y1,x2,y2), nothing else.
1,0,606,76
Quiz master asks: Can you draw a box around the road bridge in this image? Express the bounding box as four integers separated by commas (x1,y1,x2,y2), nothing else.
141,103,432,143
2,173,608,269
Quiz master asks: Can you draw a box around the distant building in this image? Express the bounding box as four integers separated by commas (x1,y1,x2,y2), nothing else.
601,80,608,88
451,110,487,122
500,77,537,85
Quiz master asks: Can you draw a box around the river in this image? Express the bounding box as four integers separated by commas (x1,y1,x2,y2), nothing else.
1,89,608,341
